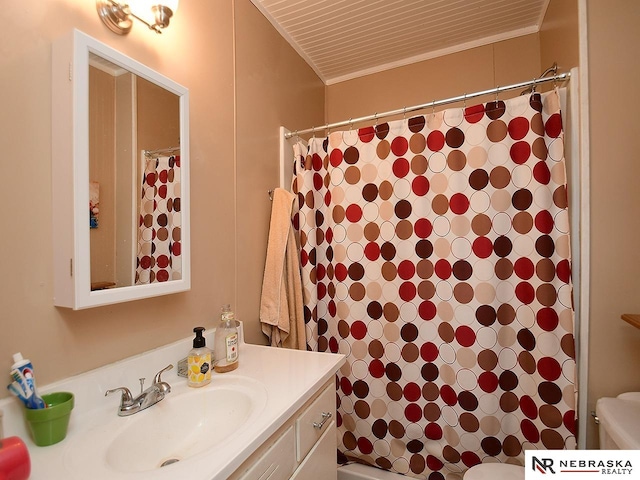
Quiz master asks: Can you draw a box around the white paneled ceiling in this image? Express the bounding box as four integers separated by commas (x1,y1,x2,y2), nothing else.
249,0,550,85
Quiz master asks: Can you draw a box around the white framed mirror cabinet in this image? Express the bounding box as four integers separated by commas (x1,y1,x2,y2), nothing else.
52,29,190,309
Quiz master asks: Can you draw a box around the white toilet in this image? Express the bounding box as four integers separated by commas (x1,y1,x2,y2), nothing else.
595,391,640,449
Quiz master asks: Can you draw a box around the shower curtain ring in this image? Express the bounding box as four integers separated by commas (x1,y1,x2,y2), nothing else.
463,93,467,108
495,86,500,103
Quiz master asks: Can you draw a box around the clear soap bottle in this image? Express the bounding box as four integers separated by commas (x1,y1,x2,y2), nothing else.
188,327,212,387
214,304,239,373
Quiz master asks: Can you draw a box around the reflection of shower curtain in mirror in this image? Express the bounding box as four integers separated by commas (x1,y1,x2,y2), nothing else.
135,155,182,284
293,90,576,479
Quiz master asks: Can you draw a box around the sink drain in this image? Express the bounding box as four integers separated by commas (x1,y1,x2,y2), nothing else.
160,458,180,467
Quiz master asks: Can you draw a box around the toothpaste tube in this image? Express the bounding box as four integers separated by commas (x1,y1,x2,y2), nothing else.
10,353,45,409
6,381,31,408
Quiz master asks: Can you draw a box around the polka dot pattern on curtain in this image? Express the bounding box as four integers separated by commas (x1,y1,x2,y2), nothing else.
293,90,576,480
136,155,182,285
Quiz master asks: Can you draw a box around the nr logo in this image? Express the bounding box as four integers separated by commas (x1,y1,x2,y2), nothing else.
532,456,556,474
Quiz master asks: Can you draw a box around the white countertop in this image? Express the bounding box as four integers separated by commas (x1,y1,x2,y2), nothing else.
0,335,345,479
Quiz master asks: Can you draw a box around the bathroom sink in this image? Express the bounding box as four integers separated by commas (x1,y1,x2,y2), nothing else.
64,376,267,476
107,386,256,471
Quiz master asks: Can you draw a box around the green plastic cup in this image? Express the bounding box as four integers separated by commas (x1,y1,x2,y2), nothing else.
23,392,74,446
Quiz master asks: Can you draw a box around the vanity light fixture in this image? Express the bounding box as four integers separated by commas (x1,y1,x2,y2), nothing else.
96,0,179,35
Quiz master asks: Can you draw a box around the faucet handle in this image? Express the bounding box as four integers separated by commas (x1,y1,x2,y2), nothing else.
153,364,174,384
105,387,134,406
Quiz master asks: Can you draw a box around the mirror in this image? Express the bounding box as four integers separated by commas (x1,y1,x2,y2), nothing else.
88,54,181,289
52,29,190,309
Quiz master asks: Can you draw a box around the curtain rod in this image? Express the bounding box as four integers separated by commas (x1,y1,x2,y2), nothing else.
284,71,570,139
144,146,180,158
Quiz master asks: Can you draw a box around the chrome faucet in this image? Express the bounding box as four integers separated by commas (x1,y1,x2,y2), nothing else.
105,364,173,416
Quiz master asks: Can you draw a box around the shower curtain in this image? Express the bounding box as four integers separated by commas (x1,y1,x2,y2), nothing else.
293,90,576,480
135,155,182,284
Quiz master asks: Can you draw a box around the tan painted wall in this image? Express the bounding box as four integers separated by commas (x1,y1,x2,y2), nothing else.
326,34,542,125
0,0,323,394
585,0,640,448
234,1,325,345
540,0,579,75
0,0,236,388
136,77,180,153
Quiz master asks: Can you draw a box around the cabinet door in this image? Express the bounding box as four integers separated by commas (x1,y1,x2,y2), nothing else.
238,426,296,480
295,384,335,462
290,420,336,480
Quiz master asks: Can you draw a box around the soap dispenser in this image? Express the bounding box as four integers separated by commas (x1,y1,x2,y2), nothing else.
214,304,239,373
187,327,212,387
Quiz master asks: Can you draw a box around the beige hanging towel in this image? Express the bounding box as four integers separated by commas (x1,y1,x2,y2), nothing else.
260,188,306,349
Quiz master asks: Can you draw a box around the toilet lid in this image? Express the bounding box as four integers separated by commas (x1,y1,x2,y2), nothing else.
463,463,524,480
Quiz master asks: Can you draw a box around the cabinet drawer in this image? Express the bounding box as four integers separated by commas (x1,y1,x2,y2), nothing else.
239,426,296,480
295,384,335,462
290,420,336,480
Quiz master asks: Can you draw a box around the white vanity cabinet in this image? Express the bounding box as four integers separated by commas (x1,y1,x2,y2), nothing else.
231,380,337,480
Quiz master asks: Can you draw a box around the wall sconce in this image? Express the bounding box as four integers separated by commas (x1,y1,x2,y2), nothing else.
97,0,179,35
